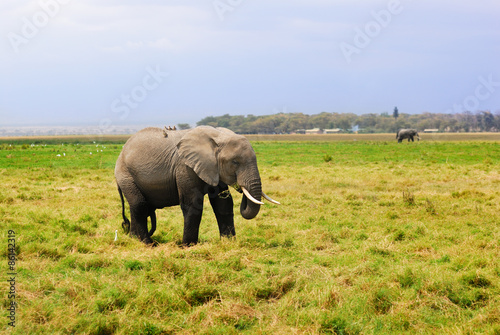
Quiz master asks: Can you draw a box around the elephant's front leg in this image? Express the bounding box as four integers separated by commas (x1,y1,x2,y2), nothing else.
180,189,205,246
177,166,206,245
209,183,235,239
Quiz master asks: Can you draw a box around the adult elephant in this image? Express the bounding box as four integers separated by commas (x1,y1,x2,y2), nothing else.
115,126,279,245
396,129,420,143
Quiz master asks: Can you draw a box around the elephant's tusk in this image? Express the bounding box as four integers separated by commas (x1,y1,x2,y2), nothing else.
241,187,264,205
262,192,280,205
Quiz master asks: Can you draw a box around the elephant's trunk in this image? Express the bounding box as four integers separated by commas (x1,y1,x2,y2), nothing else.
239,175,262,220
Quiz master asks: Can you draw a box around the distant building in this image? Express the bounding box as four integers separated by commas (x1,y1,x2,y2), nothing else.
424,129,439,133
305,128,323,134
324,128,342,134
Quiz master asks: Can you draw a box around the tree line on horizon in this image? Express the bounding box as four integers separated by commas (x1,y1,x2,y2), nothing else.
194,110,500,134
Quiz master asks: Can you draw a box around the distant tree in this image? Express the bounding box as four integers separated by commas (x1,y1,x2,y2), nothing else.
311,112,333,129
195,110,499,134
177,123,191,130
375,116,396,132
463,111,477,131
477,111,494,131
393,107,399,120
197,116,218,127
358,113,378,128
337,114,356,131
494,111,500,130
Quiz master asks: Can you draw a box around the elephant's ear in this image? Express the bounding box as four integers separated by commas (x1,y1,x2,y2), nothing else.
177,127,220,187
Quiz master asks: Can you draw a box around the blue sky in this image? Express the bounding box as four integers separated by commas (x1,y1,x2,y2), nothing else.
1,0,499,128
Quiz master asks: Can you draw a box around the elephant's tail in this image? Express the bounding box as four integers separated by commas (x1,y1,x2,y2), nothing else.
148,209,156,237
118,186,131,234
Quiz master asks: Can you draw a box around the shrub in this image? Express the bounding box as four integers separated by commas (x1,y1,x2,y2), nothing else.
403,189,415,206
125,260,144,271
461,273,492,288
371,288,394,314
397,268,418,288
323,154,333,163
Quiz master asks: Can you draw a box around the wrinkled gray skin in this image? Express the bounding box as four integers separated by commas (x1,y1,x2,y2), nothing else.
115,126,264,245
396,129,420,143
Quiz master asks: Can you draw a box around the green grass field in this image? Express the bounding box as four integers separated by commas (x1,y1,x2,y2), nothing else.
1,136,499,334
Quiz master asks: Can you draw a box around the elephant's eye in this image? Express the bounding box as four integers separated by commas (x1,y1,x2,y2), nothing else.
232,160,240,166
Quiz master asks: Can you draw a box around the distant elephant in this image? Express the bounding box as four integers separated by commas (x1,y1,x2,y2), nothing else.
114,126,279,245
396,129,420,143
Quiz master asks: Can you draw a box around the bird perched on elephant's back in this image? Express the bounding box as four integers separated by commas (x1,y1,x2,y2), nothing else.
114,126,279,245
396,129,420,143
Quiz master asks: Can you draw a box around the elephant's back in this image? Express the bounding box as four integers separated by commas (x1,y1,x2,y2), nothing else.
122,127,162,157
126,127,185,145
120,127,180,170
128,127,165,142
117,127,181,207
121,127,180,153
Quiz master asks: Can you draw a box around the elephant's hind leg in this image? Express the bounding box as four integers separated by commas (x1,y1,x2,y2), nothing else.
148,207,157,237
120,181,154,245
118,186,130,234
130,202,154,245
